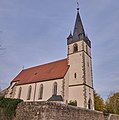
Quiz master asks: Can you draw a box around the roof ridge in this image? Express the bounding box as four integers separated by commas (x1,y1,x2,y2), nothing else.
23,58,67,70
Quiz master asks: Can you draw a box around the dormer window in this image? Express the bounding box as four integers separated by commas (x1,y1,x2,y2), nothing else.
73,43,78,52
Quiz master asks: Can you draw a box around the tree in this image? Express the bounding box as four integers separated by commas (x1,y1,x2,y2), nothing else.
105,92,119,115
94,91,105,111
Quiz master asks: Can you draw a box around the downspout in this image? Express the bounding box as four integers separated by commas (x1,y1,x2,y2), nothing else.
62,78,65,99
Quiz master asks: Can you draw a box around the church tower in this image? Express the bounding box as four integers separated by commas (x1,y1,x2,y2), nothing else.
67,7,94,109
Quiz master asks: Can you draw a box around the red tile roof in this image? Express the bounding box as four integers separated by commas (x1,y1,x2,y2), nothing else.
12,59,69,85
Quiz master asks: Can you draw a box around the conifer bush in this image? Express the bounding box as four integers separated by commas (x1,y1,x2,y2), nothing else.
68,100,77,106
0,97,23,119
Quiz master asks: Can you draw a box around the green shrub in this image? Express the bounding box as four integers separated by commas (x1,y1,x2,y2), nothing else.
68,100,77,106
0,97,23,119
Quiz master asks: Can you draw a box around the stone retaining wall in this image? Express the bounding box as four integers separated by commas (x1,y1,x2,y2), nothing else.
0,101,119,120
13,102,119,120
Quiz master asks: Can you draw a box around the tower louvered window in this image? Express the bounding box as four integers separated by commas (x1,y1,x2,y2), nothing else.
73,43,78,52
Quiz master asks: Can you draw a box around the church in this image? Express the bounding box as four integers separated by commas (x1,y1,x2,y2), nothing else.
5,7,94,110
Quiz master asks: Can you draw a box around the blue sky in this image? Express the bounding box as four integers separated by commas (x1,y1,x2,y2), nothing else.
0,0,119,99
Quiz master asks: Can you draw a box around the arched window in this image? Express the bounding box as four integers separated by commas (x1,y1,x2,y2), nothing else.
73,43,78,52
53,82,57,95
18,87,22,99
88,99,92,109
27,85,32,100
38,84,43,99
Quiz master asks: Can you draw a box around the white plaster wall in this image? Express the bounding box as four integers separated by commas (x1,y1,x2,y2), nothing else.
63,70,69,103
83,42,93,87
68,53,83,85
85,56,93,87
68,41,84,85
35,79,63,101
14,83,36,101
69,86,84,107
68,85,94,109
67,40,94,109
6,78,64,102
68,41,84,108
85,86,94,110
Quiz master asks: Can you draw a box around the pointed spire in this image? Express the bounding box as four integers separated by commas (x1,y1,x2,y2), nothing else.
73,7,85,41
67,5,91,47
67,31,73,39
67,32,73,44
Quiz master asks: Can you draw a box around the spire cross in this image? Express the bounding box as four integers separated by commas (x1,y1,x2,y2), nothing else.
22,66,24,70
77,2,79,11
